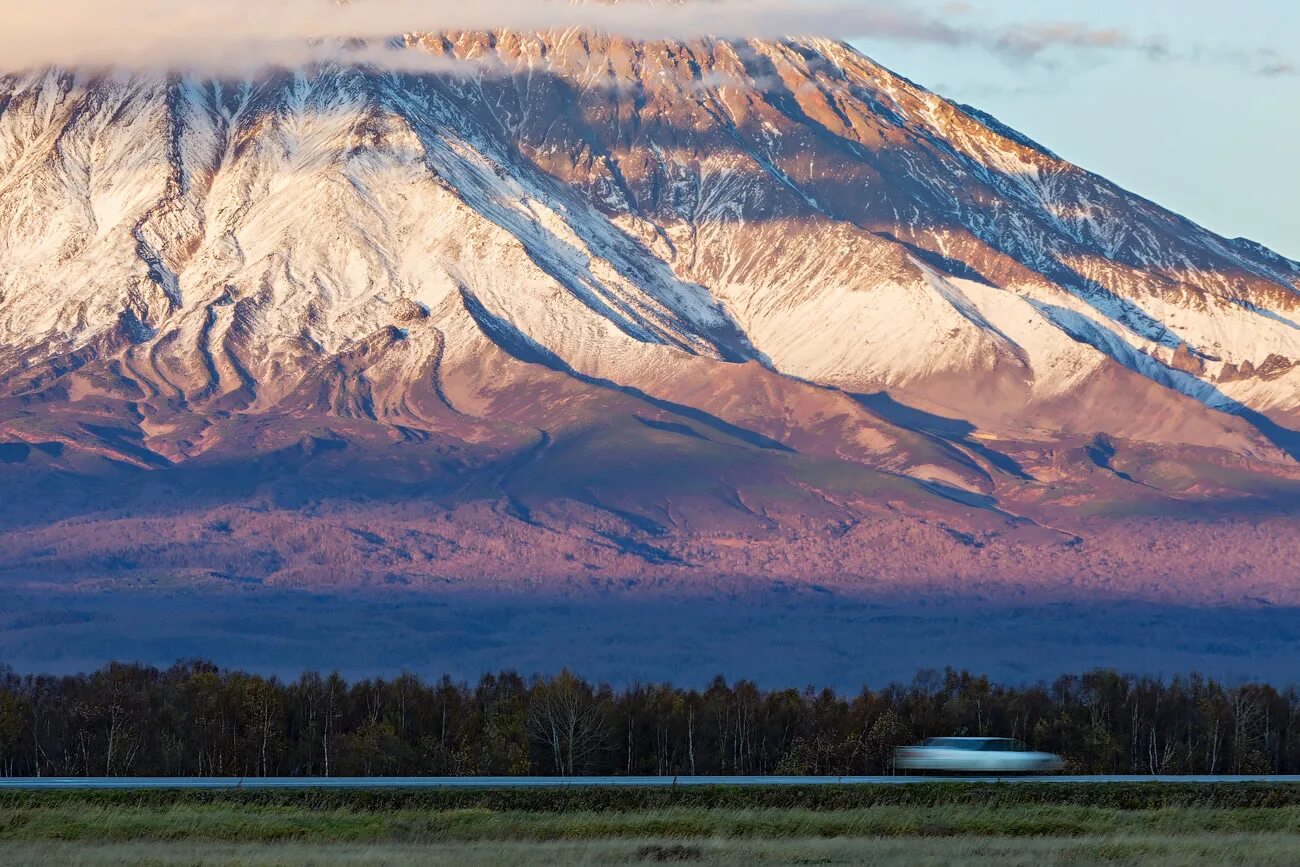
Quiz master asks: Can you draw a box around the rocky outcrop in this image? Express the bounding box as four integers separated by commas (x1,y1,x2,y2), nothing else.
1169,343,1207,376
1257,354,1297,381
1219,354,1296,383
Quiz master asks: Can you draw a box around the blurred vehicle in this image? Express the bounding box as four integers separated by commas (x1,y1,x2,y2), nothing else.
894,737,1063,774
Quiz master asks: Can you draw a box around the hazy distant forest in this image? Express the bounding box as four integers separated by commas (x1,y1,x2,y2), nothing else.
0,663,1297,778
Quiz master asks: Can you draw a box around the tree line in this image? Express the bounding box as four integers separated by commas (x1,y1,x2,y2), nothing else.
0,661,1296,777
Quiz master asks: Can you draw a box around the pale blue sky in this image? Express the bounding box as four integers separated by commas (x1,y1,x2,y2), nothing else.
847,0,1298,257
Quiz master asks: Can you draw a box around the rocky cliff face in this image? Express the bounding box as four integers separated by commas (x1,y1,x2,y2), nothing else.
0,33,1297,597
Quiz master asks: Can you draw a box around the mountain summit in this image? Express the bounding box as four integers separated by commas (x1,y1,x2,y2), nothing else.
1,33,1298,598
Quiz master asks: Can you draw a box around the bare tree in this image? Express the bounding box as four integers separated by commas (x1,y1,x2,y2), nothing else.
321,673,346,778
864,710,910,774
525,671,607,776
0,692,25,777
1229,685,1267,773
244,678,281,777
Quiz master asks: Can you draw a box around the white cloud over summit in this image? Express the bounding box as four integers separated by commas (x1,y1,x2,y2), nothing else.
0,0,1287,76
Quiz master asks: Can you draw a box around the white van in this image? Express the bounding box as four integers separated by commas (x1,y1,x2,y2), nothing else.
894,737,1063,774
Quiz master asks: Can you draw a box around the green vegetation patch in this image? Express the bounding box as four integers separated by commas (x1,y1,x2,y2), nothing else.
8,782,1300,813
5,797,1300,845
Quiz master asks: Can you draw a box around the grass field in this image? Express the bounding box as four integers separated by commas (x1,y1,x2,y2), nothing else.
3,785,1300,865
5,835,1300,866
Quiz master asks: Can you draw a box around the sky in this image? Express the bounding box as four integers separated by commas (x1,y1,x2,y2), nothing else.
848,0,1299,258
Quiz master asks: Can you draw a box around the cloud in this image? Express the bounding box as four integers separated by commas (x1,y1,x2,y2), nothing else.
974,13,1293,78
993,23,1135,57
0,0,984,72
1183,44,1298,79
1250,50,1297,78
0,0,1290,79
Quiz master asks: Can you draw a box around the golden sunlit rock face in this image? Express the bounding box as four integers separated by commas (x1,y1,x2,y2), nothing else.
0,32,1297,600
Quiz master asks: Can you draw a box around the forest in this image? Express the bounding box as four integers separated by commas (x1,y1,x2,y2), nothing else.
0,661,1296,778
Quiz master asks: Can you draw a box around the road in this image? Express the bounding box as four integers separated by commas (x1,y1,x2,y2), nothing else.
3,775,1300,789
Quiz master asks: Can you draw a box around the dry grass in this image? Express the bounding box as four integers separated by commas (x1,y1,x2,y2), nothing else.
6,793,1300,865
4,834,1300,866
5,802,1300,843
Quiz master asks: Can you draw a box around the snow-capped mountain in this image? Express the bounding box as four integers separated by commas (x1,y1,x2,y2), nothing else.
1,32,1298,596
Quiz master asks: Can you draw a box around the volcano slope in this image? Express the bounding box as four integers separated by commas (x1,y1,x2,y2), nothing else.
0,33,1298,676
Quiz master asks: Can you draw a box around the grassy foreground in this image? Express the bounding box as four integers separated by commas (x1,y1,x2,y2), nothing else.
3,785,1300,865
3,836,1300,866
